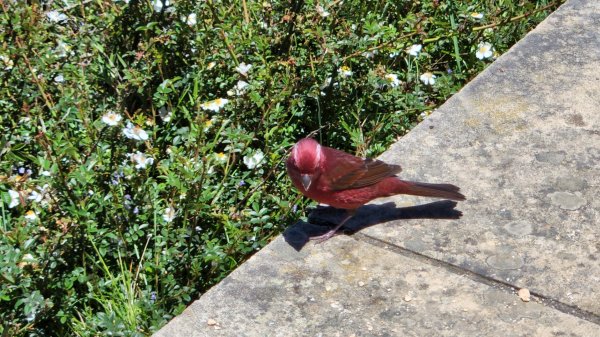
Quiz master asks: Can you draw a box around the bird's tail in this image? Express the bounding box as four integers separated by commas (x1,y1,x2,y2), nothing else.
399,180,466,201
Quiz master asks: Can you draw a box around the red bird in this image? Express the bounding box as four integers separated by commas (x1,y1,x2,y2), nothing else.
286,138,465,242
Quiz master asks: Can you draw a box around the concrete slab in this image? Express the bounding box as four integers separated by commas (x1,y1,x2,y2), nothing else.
359,0,600,317
154,237,599,337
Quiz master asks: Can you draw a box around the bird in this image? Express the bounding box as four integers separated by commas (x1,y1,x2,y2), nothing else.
286,138,465,242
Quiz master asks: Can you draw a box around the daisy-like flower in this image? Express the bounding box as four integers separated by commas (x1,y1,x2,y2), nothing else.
420,72,436,85
470,12,484,20
200,98,229,112
185,13,197,26
0,55,13,70
203,118,216,132
159,106,172,122
128,151,154,170
46,10,68,22
227,80,249,96
24,210,38,221
54,74,65,83
8,189,20,208
235,62,252,76
243,149,265,169
316,5,330,18
28,187,45,203
406,44,422,56
384,73,401,88
102,112,123,126
214,152,228,164
123,122,149,141
476,42,494,60
339,65,353,78
163,207,175,222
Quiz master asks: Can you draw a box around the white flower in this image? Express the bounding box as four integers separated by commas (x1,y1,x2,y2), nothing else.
163,207,175,222
8,189,20,208
128,151,154,170
28,184,51,206
40,170,52,177
54,74,64,83
235,62,252,76
24,210,38,221
420,72,436,85
200,98,229,112
228,80,249,96
316,5,330,18
476,42,494,59
153,0,169,12
122,122,149,141
56,41,72,58
384,73,401,88
243,149,265,169
0,55,13,70
203,118,216,132
406,44,422,56
102,112,123,126
46,10,68,22
185,13,197,26
339,66,353,78
214,152,227,164
28,189,43,203
470,12,484,19
159,106,172,122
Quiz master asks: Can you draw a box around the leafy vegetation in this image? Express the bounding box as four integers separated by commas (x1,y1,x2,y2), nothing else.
0,0,563,335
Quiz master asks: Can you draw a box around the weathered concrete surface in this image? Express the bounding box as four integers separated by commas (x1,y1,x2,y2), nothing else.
155,237,599,336
370,0,600,316
155,0,600,335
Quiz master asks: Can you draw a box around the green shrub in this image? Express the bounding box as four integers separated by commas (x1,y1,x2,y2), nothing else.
0,0,562,335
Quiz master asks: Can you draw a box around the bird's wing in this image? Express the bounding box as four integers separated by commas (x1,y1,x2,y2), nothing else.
321,146,402,191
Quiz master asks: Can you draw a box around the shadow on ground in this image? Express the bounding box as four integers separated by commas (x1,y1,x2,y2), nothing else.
283,200,463,251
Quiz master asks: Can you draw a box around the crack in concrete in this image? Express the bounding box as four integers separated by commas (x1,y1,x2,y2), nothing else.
355,232,600,326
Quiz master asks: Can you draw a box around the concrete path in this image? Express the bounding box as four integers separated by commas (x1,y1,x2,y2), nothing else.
155,0,600,335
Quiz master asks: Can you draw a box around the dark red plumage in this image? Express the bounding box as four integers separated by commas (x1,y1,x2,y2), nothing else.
286,138,465,241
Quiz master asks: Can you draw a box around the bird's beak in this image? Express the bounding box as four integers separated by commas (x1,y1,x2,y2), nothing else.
301,174,312,191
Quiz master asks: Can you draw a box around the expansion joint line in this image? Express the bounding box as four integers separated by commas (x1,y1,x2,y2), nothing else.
354,233,600,326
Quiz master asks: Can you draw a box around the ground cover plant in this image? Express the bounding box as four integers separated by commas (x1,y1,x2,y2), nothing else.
0,0,563,335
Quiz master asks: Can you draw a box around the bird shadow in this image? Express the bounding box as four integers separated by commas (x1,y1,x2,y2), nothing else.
282,200,463,252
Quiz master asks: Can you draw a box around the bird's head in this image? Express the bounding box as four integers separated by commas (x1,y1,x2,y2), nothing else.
290,138,323,191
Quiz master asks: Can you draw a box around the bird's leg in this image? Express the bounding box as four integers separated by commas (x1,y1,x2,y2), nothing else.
309,209,356,243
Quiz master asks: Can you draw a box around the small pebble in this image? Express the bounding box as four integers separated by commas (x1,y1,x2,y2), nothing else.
358,281,365,287
518,288,531,302
404,295,412,302
207,319,218,326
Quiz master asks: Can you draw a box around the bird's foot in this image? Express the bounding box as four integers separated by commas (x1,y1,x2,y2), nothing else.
309,229,338,244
